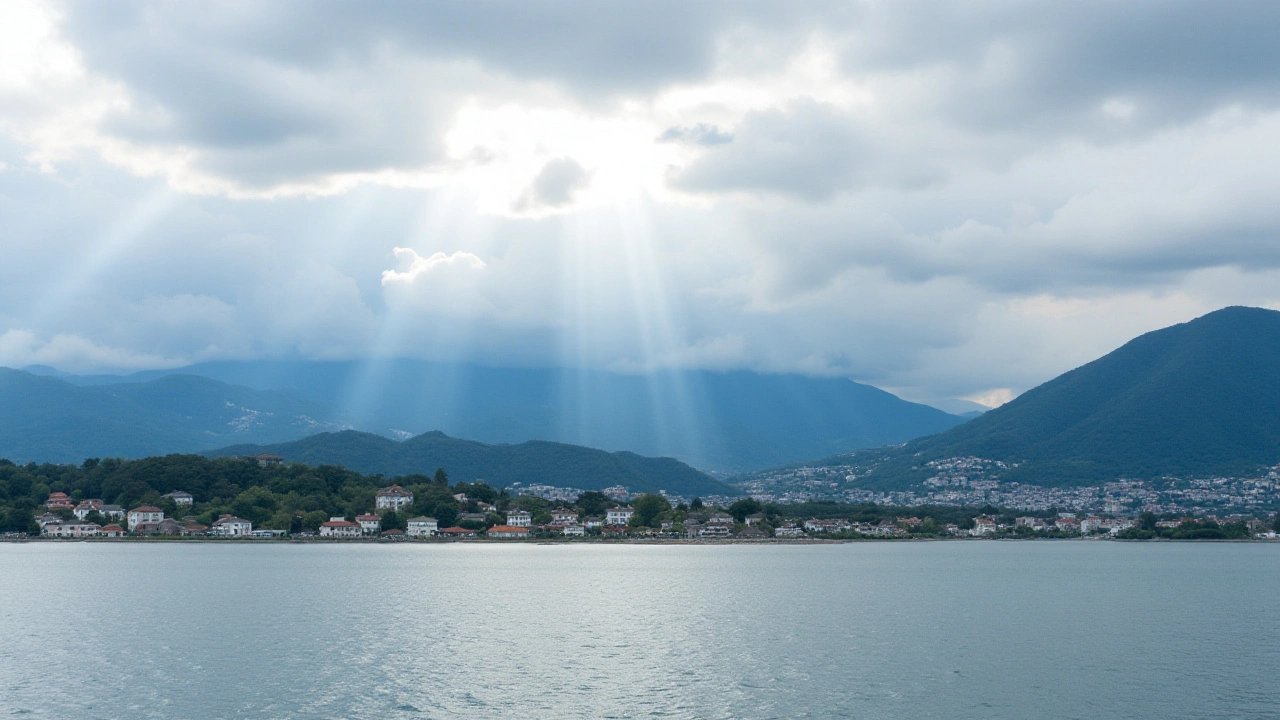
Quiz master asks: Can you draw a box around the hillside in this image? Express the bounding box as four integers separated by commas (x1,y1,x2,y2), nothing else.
0,369,346,463
70,361,966,472
851,306,1280,488
210,430,737,497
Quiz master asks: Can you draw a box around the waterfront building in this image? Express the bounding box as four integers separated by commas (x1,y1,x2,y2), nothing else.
487,525,529,538
356,514,382,534
45,492,73,510
211,515,253,536
551,509,578,524
42,522,101,538
406,517,438,536
437,526,477,537
506,510,532,527
73,499,103,520
100,505,125,520
319,518,361,538
562,524,585,536
100,524,125,537
127,506,164,531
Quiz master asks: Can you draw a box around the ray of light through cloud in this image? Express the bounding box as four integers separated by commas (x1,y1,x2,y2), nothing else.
1,0,1279,407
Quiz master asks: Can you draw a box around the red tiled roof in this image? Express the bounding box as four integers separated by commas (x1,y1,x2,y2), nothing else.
356,514,381,521
438,526,476,534
130,506,162,513
100,524,124,532
487,525,529,533
321,520,359,527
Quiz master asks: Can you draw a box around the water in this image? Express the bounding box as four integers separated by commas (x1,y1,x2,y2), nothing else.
2,541,1278,719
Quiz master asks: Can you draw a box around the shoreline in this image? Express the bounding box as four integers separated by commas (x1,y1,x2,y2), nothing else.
4,536,1276,545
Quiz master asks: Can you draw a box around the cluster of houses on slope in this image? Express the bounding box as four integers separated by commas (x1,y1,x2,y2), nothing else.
38,491,267,539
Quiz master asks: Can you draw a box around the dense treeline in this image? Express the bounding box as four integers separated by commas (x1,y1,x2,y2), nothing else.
0,454,489,534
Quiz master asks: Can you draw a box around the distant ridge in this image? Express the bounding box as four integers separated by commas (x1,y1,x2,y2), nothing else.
210,430,738,497
854,306,1280,488
45,361,968,472
0,369,345,463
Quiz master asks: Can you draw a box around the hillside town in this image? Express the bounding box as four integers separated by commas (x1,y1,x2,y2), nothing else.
738,455,1280,517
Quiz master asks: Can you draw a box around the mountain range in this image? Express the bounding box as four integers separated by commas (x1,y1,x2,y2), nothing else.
17,361,967,472
211,430,736,497
848,306,1280,488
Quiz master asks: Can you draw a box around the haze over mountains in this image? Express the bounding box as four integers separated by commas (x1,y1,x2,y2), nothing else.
850,306,1280,489
13,362,967,472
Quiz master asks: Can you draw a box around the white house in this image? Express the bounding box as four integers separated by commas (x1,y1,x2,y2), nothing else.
319,517,362,538
706,512,735,526
211,515,253,536
356,514,382,534
562,524,585,536
163,491,194,506
375,485,413,511
72,499,103,520
506,510,532,527
971,517,998,536
42,522,101,538
488,525,529,538
550,509,578,524
744,513,766,526
699,524,731,538
127,506,164,531
406,517,438,537
606,506,635,526
100,505,125,520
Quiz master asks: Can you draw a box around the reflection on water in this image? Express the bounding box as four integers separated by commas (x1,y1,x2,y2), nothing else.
2,542,1278,719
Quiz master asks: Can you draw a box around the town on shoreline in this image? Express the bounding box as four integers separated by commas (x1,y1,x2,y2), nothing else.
3,453,1279,543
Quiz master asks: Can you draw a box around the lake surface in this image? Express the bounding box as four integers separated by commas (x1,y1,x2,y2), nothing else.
2,541,1278,719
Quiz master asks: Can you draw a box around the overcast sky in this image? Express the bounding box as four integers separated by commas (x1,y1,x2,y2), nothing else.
2,0,1279,408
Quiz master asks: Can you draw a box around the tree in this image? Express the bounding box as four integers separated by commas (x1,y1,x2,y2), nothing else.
434,468,449,486
690,497,704,510
728,498,762,522
576,491,609,518
631,494,671,527
1139,511,1158,531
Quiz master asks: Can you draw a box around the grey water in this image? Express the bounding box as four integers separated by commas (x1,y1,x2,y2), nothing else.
2,542,1278,719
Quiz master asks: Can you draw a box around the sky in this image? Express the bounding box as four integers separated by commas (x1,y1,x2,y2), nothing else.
2,0,1280,409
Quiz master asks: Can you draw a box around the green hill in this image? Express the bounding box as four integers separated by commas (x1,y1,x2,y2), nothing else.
856,306,1280,488
210,430,737,497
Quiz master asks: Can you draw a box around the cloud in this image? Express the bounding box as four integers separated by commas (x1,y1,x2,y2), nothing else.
657,123,733,146
0,329,183,373
381,248,488,286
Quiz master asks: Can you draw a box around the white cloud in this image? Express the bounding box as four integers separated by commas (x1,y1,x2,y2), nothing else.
0,329,183,373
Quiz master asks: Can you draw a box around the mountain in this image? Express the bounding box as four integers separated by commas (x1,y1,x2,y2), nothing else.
210,430,737,497
58,360,967,472
852,306,1280,488
0,369,347,463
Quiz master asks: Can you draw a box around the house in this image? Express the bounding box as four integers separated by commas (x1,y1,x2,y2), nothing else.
438,526,477,538
737,526,767,539
458,512,488,523
182,524,209,536
319,517,362,538
35,513,63,528
684,522,704,538
127,506,164,531
774,524,805,538
453,493,469,502
46,492,73,510
699,524,731,538
606,506,635,526
375,485,413,510
73,499,103,520
252,529,287,538
706,512,735,526
381,528,405,538
562,524,585,536
253,453,283,467
211,515,253,537
100,524,125,537
487,525,530,538
406,517,438,537
583,516,604,529
163,491,194,506
42,522,101,538
356,514,382,534
971,518,998,536
132,522,161,534
744,513,766,526
100,505,125,520
551,509,578,524
506,510,533,528
153,519,185,535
